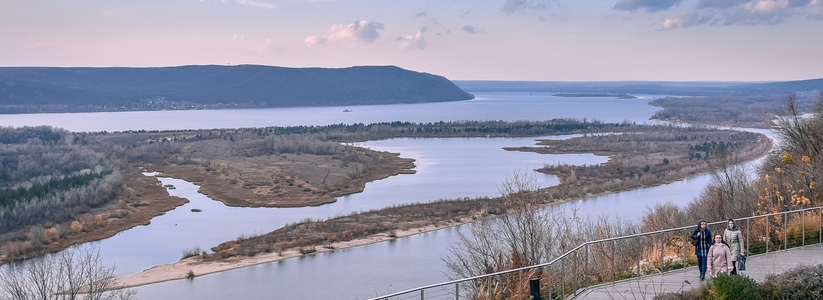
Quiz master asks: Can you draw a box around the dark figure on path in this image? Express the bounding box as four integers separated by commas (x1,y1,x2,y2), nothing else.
690,220,712,280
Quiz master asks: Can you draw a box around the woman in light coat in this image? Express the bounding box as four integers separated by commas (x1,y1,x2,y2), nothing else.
707,234,732,277
723,218,745,274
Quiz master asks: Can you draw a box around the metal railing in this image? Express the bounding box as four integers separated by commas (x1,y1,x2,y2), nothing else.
369,205,823,300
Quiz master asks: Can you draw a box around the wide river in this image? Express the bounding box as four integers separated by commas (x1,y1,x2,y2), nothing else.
0,91,771,299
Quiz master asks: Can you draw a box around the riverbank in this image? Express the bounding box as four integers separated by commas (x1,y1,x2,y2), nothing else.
114,220,473,289
113,127,772,289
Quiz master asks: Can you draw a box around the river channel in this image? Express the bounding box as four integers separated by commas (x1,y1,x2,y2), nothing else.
0,92,772,299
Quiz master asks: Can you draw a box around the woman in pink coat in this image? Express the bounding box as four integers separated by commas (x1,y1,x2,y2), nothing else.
706,234,732,277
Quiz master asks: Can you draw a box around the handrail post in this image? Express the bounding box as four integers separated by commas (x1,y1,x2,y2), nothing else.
455,282,459,300
420,289,424,300
660,239,664,273
548,265,553,300
766,216,770,253
574,249,579,295
682,233,687,270
802,211,806,247
746,218,750,255
584,243,589,289
488,277,492,300
518,269,522,300
636,253,640,278
611,240,616,283
819,208,822,244
784,212,788,250
561,255,566,298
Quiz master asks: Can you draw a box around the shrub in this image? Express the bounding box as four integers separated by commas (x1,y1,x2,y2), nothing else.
186,269,195,280
785,213,821,247
218,249,235,258
182,246,202,259
655,287,704,300
761,263,823,299
70,220,83,234
298,246,316,255
709,274,764,300
93,214,105,227
44,227,59,241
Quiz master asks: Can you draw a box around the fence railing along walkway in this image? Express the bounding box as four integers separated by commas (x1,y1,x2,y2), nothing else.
577,242,823,299
369,205,823,300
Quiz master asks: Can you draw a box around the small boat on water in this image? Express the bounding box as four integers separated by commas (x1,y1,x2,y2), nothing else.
343,109,353,112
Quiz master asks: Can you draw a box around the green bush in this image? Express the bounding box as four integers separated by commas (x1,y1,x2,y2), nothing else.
761,263,823,299
709,274,764,300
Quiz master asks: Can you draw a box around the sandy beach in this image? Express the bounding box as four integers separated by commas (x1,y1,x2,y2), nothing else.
114,222,467,289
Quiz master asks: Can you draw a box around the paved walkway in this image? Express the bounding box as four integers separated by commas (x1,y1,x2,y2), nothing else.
575,243,823,299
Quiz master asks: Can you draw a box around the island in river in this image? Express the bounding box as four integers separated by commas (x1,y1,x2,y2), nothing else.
106,122,770,288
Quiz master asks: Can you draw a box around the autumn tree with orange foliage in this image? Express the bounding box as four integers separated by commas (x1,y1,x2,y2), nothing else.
757,93,823,215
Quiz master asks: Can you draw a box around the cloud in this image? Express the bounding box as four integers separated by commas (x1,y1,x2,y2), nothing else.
696,0,748,9
415,11,427,18
304,20,385,47
660,12,712,29
639,0,823,29
746,0,789,12
234,0,278,9
501,0,556,14
463,25,477,34
612,0,685,12
304,35,326,46
397,30,426,50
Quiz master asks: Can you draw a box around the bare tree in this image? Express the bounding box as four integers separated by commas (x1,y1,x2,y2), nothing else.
0,245,135,300
774,93,823,159
703,151,757,220
444,172,638,298
445,172,550,280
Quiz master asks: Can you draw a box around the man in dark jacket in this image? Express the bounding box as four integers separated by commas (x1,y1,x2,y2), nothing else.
690,220,712,280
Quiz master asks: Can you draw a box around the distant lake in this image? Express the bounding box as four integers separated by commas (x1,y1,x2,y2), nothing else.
0,92,661,132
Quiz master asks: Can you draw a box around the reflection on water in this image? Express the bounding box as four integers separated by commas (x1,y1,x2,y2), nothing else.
100,135,608,276
133,136,771,300
133,172,721,300
1,91,772,299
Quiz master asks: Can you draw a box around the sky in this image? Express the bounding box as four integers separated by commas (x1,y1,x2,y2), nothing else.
1,0,822,82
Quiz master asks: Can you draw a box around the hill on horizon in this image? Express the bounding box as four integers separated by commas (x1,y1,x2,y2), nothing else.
0,65,474,114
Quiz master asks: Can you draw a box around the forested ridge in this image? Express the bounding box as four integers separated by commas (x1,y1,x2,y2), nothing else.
0,65,474,114
0,126,122,256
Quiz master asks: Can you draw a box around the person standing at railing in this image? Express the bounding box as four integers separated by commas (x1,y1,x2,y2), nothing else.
707,234,732,278
690,220,713,280
723,218,745,275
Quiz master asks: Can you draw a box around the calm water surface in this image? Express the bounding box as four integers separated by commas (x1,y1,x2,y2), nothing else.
0,92,660,132
0,92,770,299
102,136,608,276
